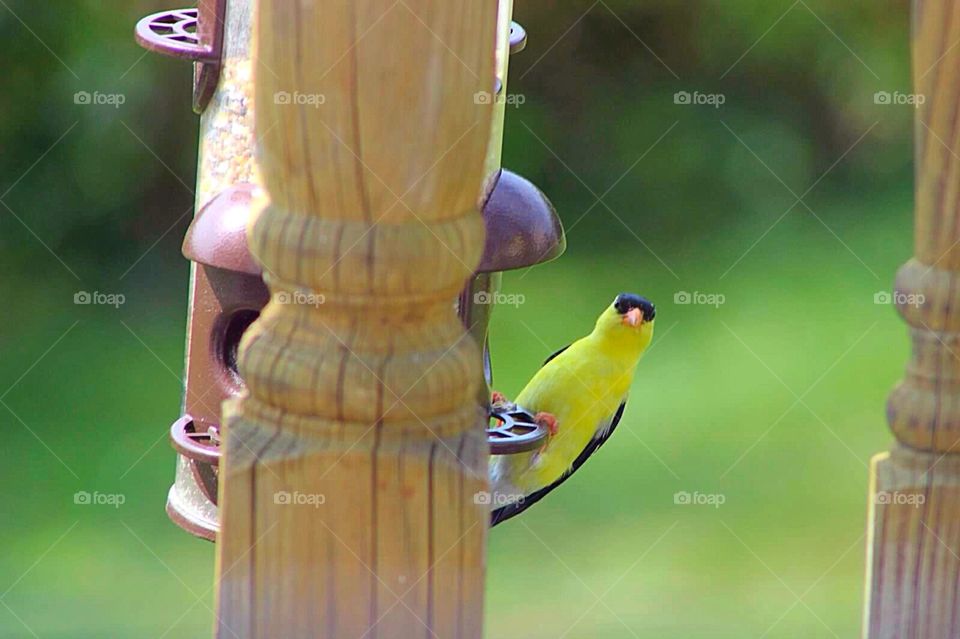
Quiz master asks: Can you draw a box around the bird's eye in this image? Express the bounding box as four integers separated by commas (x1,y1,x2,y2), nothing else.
613,296,627,314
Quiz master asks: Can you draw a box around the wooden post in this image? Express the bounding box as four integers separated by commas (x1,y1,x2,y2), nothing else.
214,1,496,637
863,1,960,636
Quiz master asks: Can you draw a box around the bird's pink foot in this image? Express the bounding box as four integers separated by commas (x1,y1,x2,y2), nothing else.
534,411,559,437
491,390,508,405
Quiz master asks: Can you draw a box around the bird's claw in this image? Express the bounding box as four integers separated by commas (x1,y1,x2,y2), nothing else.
534,411,559,437
491,390,518,412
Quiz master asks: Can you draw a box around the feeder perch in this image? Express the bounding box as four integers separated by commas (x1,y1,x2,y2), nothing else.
134,0,226,113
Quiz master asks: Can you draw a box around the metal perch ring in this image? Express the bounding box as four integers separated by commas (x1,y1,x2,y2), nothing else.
135,9,216,61
487,405,547,454
171,406,546,469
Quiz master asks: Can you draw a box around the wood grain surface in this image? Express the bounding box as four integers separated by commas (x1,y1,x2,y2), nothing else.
865,2,960,636
214,2,497,637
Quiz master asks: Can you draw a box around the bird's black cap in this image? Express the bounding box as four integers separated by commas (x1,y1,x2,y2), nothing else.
613,293,655,320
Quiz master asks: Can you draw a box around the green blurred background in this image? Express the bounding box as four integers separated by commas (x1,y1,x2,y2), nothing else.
0,1,917,637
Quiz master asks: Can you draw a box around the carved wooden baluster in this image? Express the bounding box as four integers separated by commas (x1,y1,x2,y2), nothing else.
864,1,960,636
214,2,495,637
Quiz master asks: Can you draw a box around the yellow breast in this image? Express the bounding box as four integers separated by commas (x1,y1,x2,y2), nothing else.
502,335,637,492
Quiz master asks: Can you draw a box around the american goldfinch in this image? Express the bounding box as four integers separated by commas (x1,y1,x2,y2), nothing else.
488,293,655,526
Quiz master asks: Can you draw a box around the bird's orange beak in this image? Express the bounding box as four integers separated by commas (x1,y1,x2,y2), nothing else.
622,307,642,327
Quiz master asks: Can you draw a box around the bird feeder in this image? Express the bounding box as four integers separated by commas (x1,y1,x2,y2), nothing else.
137,1,564,542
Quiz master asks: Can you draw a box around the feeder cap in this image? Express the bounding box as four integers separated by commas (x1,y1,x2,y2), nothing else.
182,183,262,275
477,169,566,273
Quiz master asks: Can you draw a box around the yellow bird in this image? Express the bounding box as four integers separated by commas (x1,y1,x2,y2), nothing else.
488,293,655,526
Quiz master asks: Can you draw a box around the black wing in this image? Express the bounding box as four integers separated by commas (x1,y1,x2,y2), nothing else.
542,344,570,366
490,401,626,527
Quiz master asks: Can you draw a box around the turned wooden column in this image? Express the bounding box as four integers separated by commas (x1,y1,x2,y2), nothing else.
214,1,496,637
864,2,960,636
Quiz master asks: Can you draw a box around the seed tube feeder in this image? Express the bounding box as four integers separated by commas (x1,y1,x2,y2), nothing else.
137,0,563,634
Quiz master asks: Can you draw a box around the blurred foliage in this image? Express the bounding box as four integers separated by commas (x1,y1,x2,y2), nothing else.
0,0,914,280
0,0,918,637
